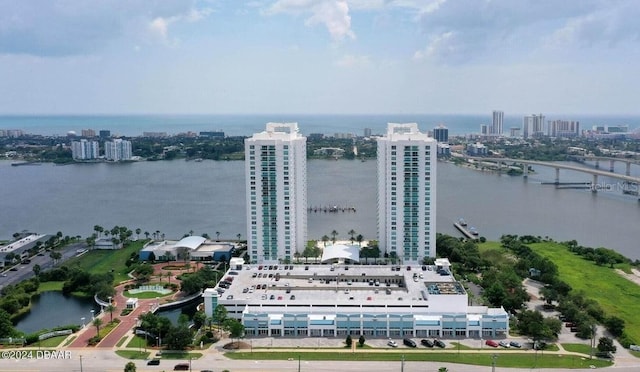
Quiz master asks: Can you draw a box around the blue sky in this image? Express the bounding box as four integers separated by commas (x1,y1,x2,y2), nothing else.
0,0,638,115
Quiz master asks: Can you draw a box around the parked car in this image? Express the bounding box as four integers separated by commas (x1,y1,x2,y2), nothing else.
499,340,510,348
509,341,522,348
421,339,434,347
173,363,189,371
434,339,446,348
147,359,160,365
485,340,499,348
403,338,417,348
387,339,398,348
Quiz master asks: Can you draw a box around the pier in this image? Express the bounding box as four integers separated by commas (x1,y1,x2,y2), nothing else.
307,205,356,213
453,222,479,240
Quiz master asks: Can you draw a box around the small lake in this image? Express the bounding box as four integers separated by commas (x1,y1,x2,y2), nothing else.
15,291,100,334
15,291,199,334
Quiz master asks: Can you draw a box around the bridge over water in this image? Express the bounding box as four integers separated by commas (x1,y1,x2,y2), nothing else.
464,156,640,198
569,155,640,176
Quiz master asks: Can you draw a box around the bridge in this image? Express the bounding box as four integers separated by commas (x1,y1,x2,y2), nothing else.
463,156,640,197
569,155,640,176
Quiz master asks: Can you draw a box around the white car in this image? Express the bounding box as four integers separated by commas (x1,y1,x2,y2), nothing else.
387,339,398,348
499,340,510,348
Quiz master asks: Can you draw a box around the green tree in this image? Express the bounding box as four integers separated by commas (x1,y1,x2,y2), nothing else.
0,309,19,338
213,305,228,330
345,334,352,347
604,316,625,337
597,337,616,353
224,318,245,343
193,311,207,330
330,230,338,244
348,229,356,244
124,361,136,372
358,335,365,347
32,264,41,277
93,317,103,336
105,304,116,323
321,235,330,247
165,324,192,350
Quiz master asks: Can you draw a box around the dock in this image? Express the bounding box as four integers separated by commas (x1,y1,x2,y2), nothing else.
307,205,356,213
453,222,479,240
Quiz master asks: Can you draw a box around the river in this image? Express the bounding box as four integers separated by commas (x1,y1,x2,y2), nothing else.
1,159,639,260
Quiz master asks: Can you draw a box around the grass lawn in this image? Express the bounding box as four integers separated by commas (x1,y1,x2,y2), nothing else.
62,240,146,283
37,281,64,293
159,351,203,359
528,242,640,345
226,351,611,368
126,335,150,349
115,350,150,360
124,290,173,299
116,336,128,348
562,343,595,355
63,336,76,346
97,320,120,339
37,335,68,348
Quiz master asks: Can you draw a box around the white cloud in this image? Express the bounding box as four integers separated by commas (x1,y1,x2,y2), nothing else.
0,1,213,57
267,0,356,41
335,54,371,67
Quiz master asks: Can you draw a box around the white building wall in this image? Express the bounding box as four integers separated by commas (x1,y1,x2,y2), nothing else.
377,123,437,263
105,139,132,161
245,123,307,264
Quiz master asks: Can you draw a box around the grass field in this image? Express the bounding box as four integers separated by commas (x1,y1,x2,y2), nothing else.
115,350,150,360
562,343,595,354
528,242,640,345
37,335,68,348
37,281,64,293
226,351,611,368
124,290,173,299
159,351,203,359
62,240,146,283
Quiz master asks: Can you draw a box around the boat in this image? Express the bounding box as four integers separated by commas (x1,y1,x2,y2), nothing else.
458,218,467,227
469,227,479,236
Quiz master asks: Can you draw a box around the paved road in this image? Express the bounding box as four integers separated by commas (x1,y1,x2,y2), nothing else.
2,347,640,372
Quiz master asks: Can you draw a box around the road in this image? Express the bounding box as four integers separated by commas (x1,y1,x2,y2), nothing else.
0,242,86,290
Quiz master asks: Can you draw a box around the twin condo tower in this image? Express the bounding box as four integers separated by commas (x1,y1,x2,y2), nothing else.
245,123,437,265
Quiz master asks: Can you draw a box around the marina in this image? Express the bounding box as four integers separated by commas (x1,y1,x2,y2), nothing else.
453,219,479,240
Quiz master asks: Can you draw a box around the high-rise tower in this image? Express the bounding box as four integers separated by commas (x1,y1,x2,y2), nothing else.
377,123,437,264
492,110,504,135
245,123,307,264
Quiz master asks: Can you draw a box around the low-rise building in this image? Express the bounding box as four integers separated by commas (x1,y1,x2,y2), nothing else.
203,259,508,339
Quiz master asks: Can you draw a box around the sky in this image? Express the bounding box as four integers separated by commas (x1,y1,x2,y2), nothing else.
0,0,639,115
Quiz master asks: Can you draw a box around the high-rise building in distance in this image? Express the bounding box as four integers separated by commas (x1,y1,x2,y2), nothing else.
548,120,580,137
245,123,307,264
523,114,545,138
433,125,449,143
71,139,99,160
377,123,437,263
104,139,132,161
491,110,504,135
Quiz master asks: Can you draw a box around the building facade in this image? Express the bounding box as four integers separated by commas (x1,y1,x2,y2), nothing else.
433,125,449,143
245,123,307,264
71,139,99,160
548,120,580,137
377,123,437,263
523,114,545,139
104,139,132,161
491,110,504,135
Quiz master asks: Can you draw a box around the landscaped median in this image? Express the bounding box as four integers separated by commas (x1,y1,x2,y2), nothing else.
225,349,612,369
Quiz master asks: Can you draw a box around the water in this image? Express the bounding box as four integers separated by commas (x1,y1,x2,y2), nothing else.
14,291,100,334
2,158,640,260
1,114,638,137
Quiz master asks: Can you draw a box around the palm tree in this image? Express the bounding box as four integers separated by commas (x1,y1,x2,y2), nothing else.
135,228,141,239
167,271,172,284
94,225,103,238
105,304,116,323
189,230,194,236
93,317,103,336
216,231,220,241
236,233,241,241
356,234,364,246
144,231,150,240
330,230,338,244
321,235,330,247
348,229,356,244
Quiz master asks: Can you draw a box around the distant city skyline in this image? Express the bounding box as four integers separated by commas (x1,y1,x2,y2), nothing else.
1,1,639,115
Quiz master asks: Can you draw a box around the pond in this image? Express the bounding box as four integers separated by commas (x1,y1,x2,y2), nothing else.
15,291,200,334
14,291,101,334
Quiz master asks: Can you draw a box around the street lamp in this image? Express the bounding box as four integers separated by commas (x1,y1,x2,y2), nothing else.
90,309,94,320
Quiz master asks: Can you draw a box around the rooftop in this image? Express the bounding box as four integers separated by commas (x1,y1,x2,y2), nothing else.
214,263,465,308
